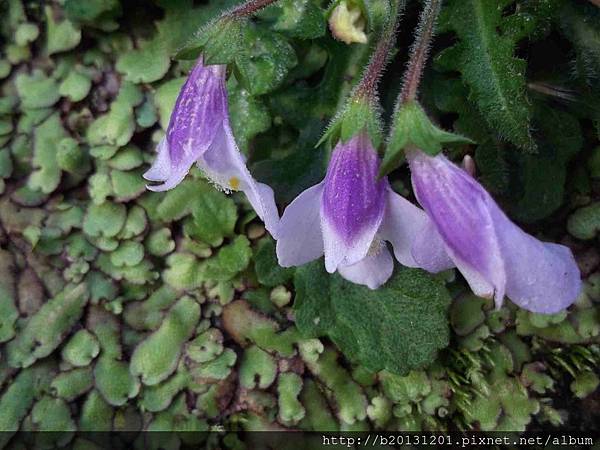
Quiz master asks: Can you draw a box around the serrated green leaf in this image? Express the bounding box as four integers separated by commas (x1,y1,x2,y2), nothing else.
64,0,121,23
228,80,271,152
59,69,92,102
184,184,237,247
45,6,81,55
294,263,450,375
234,25,298,96
204,235,252,281
437,0,536,151
176,10,245,62
267,0,326,39
510,105,582,222
16,70,60,109
254,238,294,287
28,113,65,194
6,284,89,368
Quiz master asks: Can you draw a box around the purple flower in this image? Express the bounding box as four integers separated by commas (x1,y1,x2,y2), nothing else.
143,57,278,233
276,133,447,289
407,149,582,314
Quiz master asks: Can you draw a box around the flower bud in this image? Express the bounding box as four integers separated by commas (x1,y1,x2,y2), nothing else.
329,1,368,45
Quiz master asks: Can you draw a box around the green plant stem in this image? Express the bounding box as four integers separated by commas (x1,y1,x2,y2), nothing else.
229,0,280,18
399,0,442,104
355,0,405,99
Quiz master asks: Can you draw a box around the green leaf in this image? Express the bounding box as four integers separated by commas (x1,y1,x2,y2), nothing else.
28,113,65,194
184,184,238,247
110,169,146,202
15,70,60,109
510,105,583,222
254,238,294,287
86,100,135,147
267,0,326,39
294,262,451,375
437,0,537,151
116,39,170,84
175,0,244,62
6,284,89,368
58,69,92,102
15,23,39,46
83,201,127,238
63,0,121,23
45,6,81,55
234,25,298,96
117,0,226,82
130,296,200,386
228,80,271,153
567,202,600,241
204,236,252,282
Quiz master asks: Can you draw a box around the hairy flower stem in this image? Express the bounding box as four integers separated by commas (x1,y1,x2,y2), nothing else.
399,0,442,104
229,0,280,18
355,0,405,100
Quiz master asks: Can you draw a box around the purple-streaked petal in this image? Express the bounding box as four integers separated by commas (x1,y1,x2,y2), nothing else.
408,150,581,312
337,244,394,289
409,151,507,303
276,182,325,267
321,133,387,272
200,123,279,234
379,188,453,270
144,58,227,191
165,59,227,165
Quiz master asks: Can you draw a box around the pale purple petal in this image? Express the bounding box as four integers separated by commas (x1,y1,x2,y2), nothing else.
200,123,279,234
144,58,227,191
275,182,325,267
493,208,581,313
321,133,387,272
337,244,394,289
379,188,453,270
408,150,581,312
411,220,455,273
143,138,194,192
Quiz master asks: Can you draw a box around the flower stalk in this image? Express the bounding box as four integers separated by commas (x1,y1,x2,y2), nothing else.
229,0,280,18
355,0,405,100
319,0,406,148
398,0,442,104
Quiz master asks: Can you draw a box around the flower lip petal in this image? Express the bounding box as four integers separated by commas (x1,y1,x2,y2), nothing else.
143,138,198,192
337,244,394,289
200,122,279,234
379,188,453,271
275,182,325,267
408,149,581,313
492,206,582,314
410,220,455,273
143,138,172,182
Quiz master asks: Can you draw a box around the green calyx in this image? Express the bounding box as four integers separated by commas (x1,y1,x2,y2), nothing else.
380,101,473,177
175,17,247,64
317,95,383,150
